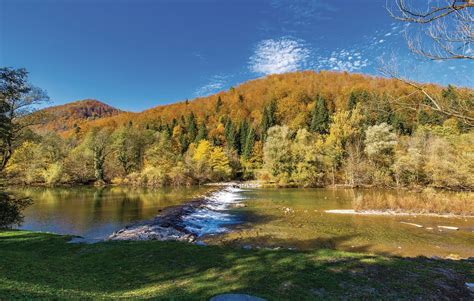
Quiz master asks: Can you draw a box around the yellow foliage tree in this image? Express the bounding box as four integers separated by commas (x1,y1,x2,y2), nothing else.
209,146,232,181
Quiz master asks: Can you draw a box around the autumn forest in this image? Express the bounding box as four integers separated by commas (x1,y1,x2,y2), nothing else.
2,69,473,191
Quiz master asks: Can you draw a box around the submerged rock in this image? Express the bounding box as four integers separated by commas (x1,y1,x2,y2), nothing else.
109,224,195,242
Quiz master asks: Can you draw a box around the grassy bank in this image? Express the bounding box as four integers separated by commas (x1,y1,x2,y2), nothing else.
0,231,472,299
352,189,474,216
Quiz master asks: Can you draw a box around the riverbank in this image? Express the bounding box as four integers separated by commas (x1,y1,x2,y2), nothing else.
1,230,473,299
325,209,474,218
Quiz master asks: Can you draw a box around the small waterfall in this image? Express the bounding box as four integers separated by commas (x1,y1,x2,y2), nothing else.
182,186,246,237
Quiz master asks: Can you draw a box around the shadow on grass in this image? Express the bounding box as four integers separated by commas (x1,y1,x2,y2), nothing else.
0,230,472,300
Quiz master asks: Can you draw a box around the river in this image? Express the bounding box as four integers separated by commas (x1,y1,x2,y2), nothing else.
7,186,474,258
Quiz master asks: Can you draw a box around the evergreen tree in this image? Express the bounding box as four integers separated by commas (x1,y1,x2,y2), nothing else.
260,99,277,141
242,126,256,161
215,96,223,113
239,120,249,154
195,122,207,142
186,112,197,143
310,96,330,134
348,92,358,111
179,135,189,154
164,124,172,137
180,115,186,127
348,90,369,112
170,118,177,131
224,119,237,149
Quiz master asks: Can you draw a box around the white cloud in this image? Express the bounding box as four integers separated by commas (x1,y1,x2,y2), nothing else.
314,48,369,72
194,75,229,97
249,38,310,75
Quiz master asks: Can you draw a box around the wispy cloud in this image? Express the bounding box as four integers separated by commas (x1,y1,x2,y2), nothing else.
270,0,337,23
194,75,229,97
314,49,369,72
249,37,310,75
311,23,405,73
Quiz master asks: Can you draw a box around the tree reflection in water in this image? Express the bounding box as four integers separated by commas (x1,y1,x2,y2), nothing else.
0,191,33,229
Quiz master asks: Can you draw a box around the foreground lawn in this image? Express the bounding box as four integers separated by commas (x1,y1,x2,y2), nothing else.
0,231,472,299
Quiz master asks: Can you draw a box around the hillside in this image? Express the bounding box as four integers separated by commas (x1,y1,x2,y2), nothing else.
35,99,123,133
36,71,472,137
11,70,473,190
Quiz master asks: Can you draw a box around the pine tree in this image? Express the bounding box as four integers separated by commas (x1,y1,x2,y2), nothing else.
179,135,189,154
215,96,223,113
195,122,207,142
239,120,249,154
180,115,186,127
310,96,330,134
348,92,358,111
242,126,256,161
224,119,237,149
260,99,277,141
187,112,197,143
170,118,177,130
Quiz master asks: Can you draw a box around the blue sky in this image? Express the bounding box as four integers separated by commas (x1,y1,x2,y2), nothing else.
1,0,472,111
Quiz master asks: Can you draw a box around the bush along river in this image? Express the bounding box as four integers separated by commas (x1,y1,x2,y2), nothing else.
7,185,474,258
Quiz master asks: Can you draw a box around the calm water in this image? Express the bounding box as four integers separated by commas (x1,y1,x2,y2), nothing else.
7,186,474,257
208,188,474,258
7,186,210,241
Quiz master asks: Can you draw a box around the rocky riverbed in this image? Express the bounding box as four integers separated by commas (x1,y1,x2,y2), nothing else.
108,185,246,242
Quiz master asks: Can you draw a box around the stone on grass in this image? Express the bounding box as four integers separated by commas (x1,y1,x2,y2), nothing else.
209,293,266,301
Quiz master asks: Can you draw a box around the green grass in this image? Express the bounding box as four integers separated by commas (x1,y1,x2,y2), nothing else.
0,230,472,300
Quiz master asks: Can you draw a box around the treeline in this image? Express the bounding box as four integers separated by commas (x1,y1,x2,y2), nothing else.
1,68,473,190
5,94,474,191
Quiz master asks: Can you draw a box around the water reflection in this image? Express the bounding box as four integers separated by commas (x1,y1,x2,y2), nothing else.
7,186,210,240
213,188,474,258
0,191,33,229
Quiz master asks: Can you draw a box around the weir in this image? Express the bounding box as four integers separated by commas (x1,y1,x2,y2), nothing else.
108,185,246,241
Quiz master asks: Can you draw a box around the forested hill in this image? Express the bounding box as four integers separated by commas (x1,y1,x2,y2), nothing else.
10,70,473,189
35,99,123,133
36,70,472,136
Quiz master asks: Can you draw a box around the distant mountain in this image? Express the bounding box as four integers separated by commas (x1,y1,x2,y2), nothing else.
35,99,123,133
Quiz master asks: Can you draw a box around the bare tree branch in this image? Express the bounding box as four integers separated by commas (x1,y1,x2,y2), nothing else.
378,56,474,127
387,0,473,60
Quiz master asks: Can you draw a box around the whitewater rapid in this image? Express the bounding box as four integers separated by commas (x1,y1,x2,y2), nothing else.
108,185,248,242
182,186,246,237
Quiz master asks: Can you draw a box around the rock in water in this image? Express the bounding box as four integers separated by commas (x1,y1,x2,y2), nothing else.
437,225,459,231
209,294,266,301
400,221,423,228
108,224,195,242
